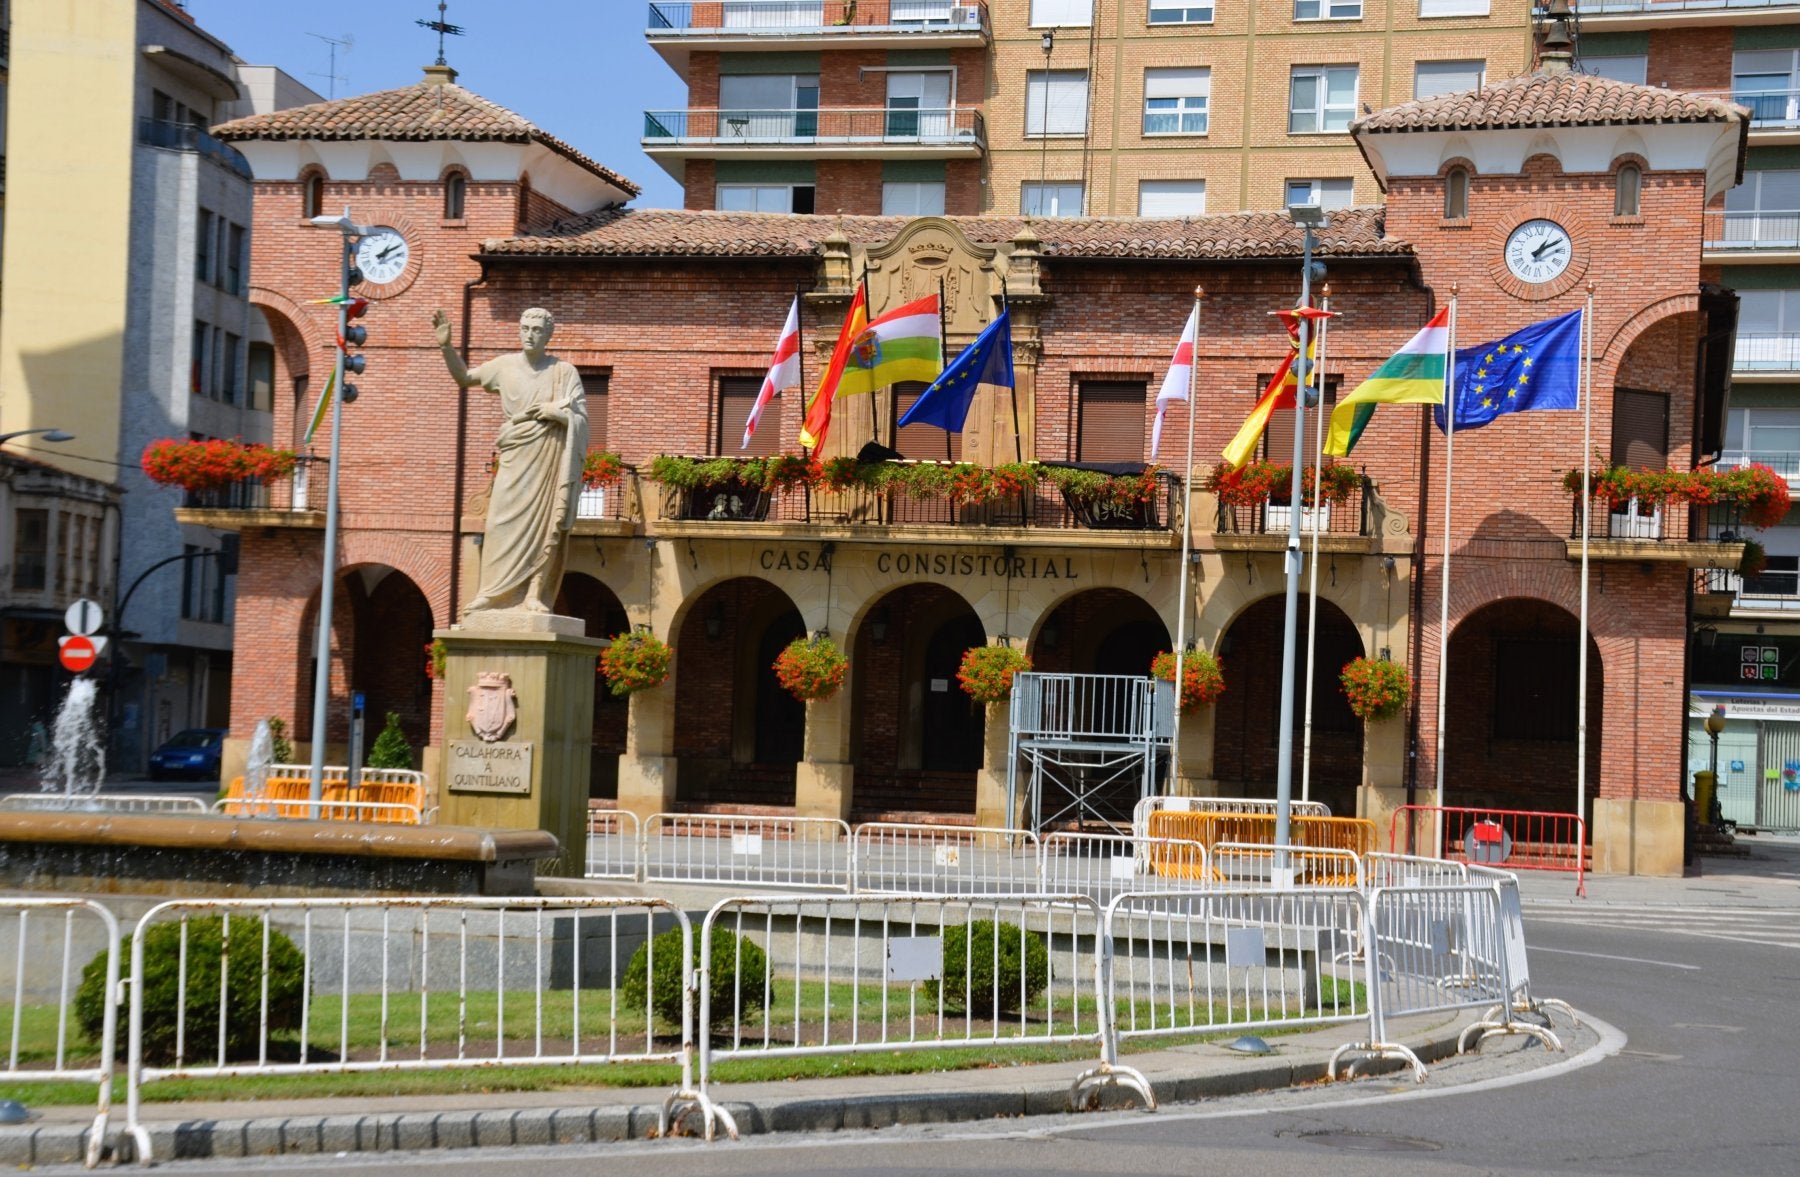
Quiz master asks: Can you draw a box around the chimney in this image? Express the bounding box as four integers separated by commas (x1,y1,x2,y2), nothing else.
423,63,459,86
1539,0,1575,75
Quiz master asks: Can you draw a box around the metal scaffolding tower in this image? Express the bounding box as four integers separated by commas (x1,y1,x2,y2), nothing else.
1007,673,1175,833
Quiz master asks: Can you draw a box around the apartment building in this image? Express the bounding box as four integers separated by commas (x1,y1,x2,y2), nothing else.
642,0,1533,216
0,0,316,769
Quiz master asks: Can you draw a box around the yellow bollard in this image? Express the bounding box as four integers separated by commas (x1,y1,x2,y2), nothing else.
1691,770,1718,827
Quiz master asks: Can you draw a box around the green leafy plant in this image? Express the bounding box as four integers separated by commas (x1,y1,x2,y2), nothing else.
1041,465,1162,509
924,920,1050,1013
366,712,413,769
1208,461,1358,508
647,455,756,490
957,644,1032,704
772,634,849,702
266,717,294,765
1741,538,1768,580
77,916,306,1063
424,638,448,680
887,461,956,500
599,630,675,697
1339,656,1411,722
622,924,769,1031
1561,463,1793,529
760,453,821,492
1151,649,1226,709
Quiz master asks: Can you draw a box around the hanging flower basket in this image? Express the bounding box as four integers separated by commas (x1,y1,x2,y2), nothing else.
599,630,674,697
957,644,1032,704
773,634,848,702
1340,656,1411,722
141,438,299,492
424,639,447,680
1151,649,1225,709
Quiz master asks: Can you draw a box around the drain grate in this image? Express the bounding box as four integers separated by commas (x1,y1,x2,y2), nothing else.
1302,1132,1441,1153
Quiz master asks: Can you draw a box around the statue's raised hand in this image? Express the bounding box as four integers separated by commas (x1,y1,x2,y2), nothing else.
431,309,453,349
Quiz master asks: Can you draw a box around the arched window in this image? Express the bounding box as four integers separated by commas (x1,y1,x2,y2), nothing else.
444,171,467,220
1444,166,1469,220
1615,163,1642,217
516,176,532,232
303,172,323,219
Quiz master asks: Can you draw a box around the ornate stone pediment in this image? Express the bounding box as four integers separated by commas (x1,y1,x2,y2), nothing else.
862,218,999,336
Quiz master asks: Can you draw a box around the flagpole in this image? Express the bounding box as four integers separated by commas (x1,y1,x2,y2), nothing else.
1301,288,1331,804
1578,283,1595,836
937,276,951,460
1433,286,1459,859
1171,287,1204,794
793,285,807,449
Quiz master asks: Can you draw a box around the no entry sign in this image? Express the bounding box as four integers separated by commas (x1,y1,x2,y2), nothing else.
59,635,98,674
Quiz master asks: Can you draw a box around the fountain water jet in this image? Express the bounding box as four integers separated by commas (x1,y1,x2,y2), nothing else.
243,719,274,812
39,679,105,799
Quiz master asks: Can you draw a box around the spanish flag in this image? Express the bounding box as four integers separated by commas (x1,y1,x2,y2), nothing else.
1325,308,1451,457
1220,308,1319,471
799,286,868,451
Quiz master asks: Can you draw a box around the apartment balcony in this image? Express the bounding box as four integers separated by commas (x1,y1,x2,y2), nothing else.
642,106,986,161
1696,566,1800,614
1693,89,1800,143
1703,210,1800,261
136,117,254,180
1567,497,1747,567
647,2,988,75
172,471,323,530
1717,449,1800,483
1734,332,1800,379
1558,0,1800,30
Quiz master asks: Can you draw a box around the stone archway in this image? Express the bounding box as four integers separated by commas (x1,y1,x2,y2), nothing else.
1030,587,1171,679
557,573,630,799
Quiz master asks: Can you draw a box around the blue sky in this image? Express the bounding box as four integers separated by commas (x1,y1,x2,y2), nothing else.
187,0,687,207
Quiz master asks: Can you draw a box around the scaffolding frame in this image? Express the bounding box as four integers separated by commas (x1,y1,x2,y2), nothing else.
1007,673,1175,833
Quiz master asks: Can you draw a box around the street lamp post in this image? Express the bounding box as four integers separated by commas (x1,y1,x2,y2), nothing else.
1702,703,1727,828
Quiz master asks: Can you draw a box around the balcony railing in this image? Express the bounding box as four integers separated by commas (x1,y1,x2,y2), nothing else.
643,106,986,150
1558,0,1800,13
1697,566,1800,608
648,1,987,33
1735,332,1800,370
575,483,631,522
136,117,254,180
1704,209,1800,250
1717,450,1800,480
1695,88,1800,129
1214,477,1372,538
1568,497,1757,543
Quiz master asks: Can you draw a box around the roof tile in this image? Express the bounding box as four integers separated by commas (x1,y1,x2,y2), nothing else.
1352,70,1743,135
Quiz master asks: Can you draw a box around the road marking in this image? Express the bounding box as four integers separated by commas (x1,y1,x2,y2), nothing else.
1531,946,1700,970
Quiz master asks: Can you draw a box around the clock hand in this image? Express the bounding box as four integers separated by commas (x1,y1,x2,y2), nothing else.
376,245,398,262
1531,238,1554,259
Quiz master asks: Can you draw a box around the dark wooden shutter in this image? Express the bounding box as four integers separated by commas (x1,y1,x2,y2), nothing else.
1610,388,1669,471
1262,378,1338,461
892,382,961,460
717,376,778,456
1493,638,1577,740
1076,381,1147,462
581,369,609,453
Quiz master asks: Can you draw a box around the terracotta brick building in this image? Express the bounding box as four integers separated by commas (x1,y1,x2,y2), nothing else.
199,54,1749,875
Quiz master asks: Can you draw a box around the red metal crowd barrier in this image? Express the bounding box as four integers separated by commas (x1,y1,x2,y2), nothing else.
1389,805,1586,897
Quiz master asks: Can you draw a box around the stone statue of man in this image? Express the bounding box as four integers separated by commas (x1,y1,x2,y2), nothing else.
432,306,588,616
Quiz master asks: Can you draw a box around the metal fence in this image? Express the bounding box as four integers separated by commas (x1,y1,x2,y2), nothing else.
122,897,726,1161
584,808,642,881
0,793,207,815
1038,832,1208,904
641,812,852,891
212,797,423,824
0,899,120,1168
1130,796,1333,840
852,822,1041,895
1210,842,1363,890
1389,805,1586,896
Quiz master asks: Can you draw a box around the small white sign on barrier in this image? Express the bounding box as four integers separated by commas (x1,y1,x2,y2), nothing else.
1109,855,1138,880
1430,918,1452,957
1225,926,1264,968
731,832,764,857
886,935,943,982
934,844,961,868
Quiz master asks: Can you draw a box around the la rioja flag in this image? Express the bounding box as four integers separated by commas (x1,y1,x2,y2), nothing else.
1149,304,1198,460
743,297,801,450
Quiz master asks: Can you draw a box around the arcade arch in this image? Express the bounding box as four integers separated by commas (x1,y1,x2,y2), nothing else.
556,572,630,798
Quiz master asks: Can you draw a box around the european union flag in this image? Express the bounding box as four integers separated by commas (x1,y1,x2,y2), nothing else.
898,309,1014,433
1434,308,1583,433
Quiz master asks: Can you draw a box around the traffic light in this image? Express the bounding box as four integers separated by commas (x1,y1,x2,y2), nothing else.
337,297,370,401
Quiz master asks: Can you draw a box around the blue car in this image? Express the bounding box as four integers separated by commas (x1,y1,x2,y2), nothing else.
146,728,226,781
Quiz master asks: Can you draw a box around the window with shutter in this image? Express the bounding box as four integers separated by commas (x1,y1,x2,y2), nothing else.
1261,378,1339,461
1493,638,1576,741
1076,382,1147,462
1610,387,1669,471
893,383,961,460
718,376,777,456
582,370,610,453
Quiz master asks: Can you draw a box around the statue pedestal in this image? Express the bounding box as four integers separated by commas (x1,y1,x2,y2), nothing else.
436,614,603,878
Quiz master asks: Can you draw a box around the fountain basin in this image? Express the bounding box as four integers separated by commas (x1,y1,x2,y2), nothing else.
0,812,559,897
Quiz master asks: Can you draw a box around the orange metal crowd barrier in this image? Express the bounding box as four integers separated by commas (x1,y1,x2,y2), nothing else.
221,775,426,824
1145,810,1377,886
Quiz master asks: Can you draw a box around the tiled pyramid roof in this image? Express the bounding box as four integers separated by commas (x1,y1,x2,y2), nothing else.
480,206,1406,261
1352,70,1743,135
212,80,639,196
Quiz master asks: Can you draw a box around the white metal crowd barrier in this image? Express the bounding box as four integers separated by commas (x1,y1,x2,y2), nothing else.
1466,865,1578,1038
1210,842,1364,890
1364,852,1470,891
0,899,119,1168
851,823,1042,895
1039,832,1209,904
211,797,425,824
1,793,208,815
584,808,642,881
122,897,728,1161
1130,795,1333,840
641,812,852,891
695,892,1150,1133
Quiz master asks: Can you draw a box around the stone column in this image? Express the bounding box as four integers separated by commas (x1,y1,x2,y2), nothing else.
1357,715,1408,843
436,615,604,878
795,686,854,821
616,673,679,822
975,702,1013,828
1593,800,1683,877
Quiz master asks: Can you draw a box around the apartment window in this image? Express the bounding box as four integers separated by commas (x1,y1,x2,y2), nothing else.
247,342,274,413
719,73,820,137
195,210,213,282
1148,0,1213,22
152,89,174,124
1580,54,1647,85
1493,639,1576,741
222,333,241,405
718,375,777,456
1414,60,1485,100
893,383,960,460
581,370,610,452
887,70,952,139
444,171,467,220
1138,179,1207,216
212,331,225,400
191,322,207,395
1026,70,1090,136
883,181,947,215
1076,383,1147,462
1031,0,1092,25
1286,177,1355,210
1295,0,1360,19
1143,68,1210,135
1419,0,1489,15
1611,388,1669,471
1734,50,1800,124
302,173,323,219
225,224,245,294
11,508,46,592
717,183,816,213
1444,167,1469,219
1021,182,1084,217
1614,164,1642,217
1289,66,1357,134
1725,171,1800,247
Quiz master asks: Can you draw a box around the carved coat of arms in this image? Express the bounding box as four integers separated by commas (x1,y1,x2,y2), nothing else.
465,671,518,743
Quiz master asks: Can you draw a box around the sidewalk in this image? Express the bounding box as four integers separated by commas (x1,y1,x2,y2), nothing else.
1512,832,1800,908
0,1009,1499,1166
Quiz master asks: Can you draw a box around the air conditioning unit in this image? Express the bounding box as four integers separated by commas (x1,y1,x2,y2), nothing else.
952,5,983,28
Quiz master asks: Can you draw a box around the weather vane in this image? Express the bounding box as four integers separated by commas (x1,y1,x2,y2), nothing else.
416,2,465,67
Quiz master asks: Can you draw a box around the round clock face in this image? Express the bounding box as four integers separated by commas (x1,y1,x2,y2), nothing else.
355,227,410,285
1503,219,1572,285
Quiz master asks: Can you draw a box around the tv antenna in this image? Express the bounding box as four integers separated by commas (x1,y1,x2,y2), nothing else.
416,2,466,67
306,31,353,99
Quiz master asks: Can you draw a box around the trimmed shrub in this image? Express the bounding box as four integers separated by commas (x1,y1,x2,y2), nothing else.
622,924,770,1031
366,712,413,769
924,919,1050,1013
76,916,306,1063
